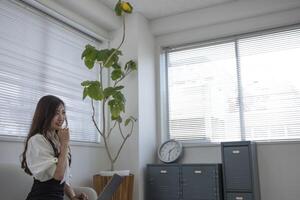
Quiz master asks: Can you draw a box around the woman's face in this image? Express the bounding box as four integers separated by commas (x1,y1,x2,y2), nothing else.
51,104,66,131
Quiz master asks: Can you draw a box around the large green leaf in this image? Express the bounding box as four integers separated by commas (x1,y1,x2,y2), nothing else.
96,49,110,62
108,91,126,120
125,118,131,126
125,117,137,125
114,85,124,90
84,60,95,69
114,1,122,16
81,80,104,100
111,68,123,80
112,63,121,70
124,60,137,71
108,99,123,119
111,48,122,56
81,44,94,59
103,87,116,98
83,88,88,100
81,80,91,87
113,91,125,104
103,49,122,68
81,45,97,69
103,86,125,98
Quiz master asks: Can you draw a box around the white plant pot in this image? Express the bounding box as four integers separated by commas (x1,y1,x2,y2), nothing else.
99,170,130,176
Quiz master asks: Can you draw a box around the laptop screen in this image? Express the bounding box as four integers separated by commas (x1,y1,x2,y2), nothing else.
97,174,123,200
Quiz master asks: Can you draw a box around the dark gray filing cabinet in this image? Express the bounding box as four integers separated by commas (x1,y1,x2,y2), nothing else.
146,164,223,200
221,141,260,200
147,165,180,200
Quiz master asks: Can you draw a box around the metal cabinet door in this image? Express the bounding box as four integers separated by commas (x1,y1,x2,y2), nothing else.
223,146,252,191
182,165,218,200
227,193,253,200
147,166,180,200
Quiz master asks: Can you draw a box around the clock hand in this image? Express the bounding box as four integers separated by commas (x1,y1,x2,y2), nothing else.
167,147,176,161
169,147,176,153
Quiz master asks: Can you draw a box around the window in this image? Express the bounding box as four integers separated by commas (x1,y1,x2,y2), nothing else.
166,25,300,143
0,1,101,143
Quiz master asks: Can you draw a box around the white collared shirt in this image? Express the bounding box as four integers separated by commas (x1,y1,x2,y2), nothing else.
26,134,71,185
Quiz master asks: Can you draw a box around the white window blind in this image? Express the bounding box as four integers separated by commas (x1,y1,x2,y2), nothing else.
167,43,241,142
239,29,300,141
166,26,300,143
0,1,100,142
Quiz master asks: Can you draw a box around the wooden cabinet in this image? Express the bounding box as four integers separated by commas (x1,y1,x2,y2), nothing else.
221,141,260,200
146,164,223,200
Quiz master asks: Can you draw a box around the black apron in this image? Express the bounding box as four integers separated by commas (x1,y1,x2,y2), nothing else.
25,178,65,200
26,137,66,200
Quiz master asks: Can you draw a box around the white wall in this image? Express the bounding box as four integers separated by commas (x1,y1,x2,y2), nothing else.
0,140,108,187
155,1,300,200
136,14,156,200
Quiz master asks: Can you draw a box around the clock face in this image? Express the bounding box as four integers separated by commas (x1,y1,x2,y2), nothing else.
158,139,183,163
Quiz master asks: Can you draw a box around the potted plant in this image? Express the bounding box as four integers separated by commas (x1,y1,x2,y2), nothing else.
80,1,136,199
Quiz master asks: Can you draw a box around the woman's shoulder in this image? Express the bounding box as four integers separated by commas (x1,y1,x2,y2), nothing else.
28,134,48,145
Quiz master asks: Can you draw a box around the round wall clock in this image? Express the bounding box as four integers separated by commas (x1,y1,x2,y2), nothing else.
158,139,183,163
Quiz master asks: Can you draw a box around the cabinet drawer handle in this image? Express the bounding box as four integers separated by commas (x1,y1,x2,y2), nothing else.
235,197,243,200
194,170,202,174
160,170,167,174
232,150,240,154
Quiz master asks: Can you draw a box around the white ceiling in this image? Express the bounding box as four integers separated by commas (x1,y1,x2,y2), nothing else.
35,0,237,32
101,0,235,20
32,0,300,38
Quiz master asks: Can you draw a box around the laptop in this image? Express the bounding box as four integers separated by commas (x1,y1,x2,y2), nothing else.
97,174,124,200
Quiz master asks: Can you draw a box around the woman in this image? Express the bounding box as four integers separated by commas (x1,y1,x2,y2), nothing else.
21,95,88,200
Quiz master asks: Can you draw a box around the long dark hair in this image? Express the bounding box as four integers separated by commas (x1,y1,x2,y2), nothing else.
21,95,69,175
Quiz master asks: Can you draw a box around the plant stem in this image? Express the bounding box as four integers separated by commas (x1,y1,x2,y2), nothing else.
103,16,126,67
91,100,103,137
102,99,106,136
100,64,103,84
101,95,115,165
118,122,125,139
91,100,113,166
107,121,117,138
112,120,134,163
117,16,126,50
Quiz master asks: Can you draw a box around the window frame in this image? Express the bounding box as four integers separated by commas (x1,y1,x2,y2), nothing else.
161,23,300,145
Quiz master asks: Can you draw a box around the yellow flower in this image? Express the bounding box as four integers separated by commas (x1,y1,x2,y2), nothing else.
120,1,133,13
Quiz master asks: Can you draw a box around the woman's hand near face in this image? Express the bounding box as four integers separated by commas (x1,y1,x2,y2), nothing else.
53,128,70,180
57,128,70,145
